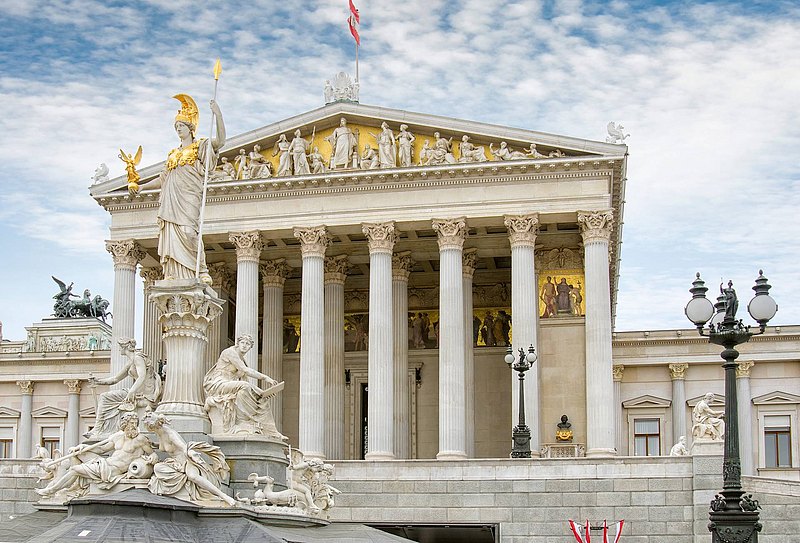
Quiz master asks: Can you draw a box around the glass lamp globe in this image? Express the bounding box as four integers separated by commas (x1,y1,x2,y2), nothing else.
504,347,515,366
525,346,538,364
685,296,714,326
748,270,778,325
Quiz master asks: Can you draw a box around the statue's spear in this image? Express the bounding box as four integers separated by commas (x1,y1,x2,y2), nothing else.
195,58,223,279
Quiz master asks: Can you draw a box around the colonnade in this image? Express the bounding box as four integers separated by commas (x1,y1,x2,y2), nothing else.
108,209,616,460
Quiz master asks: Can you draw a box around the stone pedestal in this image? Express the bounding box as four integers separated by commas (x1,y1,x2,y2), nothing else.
692,439,724,456
212,435,290,496
150,279,223,434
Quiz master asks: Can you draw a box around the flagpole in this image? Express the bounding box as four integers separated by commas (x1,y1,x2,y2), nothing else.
195,58,222,279
355,42,359,82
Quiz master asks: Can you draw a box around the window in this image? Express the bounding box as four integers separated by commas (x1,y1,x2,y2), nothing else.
764,415,791,468
40,426,61,458
0,427,13,459
633,418,660,456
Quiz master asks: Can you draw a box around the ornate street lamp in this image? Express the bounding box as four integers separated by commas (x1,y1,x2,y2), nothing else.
505,345,538,458
685,271,778,543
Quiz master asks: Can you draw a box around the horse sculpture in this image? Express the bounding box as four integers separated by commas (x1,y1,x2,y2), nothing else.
51,277,111,322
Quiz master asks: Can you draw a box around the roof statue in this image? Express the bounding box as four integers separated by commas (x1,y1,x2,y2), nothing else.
324,72,359,103
91,162,109,184
605,121,630,144
118,145,143,192
51,276,112,322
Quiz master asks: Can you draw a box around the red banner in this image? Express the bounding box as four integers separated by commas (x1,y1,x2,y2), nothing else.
348,15,360,45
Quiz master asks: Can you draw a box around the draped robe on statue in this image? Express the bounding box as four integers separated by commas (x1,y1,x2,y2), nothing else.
158,138,217,280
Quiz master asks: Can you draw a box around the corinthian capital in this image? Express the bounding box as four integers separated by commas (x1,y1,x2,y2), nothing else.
577,210,614,244
462,248,479,278
260,258,292,287
207,262,234,291
17,380,34,394
612,364,624,382
140,266,163,289
504,213,539,248
293,226,331,257
362,222,398,253
669,363,688,380
324,254,350,285
229,231,264,262
392,251,414,281
736,360,755,378
64,379,82,394
105,239,146,270
432,217,467,250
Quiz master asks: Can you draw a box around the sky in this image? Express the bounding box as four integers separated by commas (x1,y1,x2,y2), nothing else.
1,0,799,342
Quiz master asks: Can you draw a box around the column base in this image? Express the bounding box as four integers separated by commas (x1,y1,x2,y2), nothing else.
692,440,724,456
436,450,467,461
365,451,396,461
155,403,211,434
585,447,617,458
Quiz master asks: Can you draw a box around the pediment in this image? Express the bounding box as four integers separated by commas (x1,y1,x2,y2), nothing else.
79,406,96,417
687,393,725,407
91,101,624,197
32,406,68,418
622,394,671,408
0,407,21,418
752,391,800,406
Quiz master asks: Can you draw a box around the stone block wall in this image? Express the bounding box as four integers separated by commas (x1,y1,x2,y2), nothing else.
0,460,42,520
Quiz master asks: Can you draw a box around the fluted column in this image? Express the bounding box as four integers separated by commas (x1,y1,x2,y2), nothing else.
613,365,624,453
578,210,616,457
151,283,223,433
230,232,264,377
64,380,82,450
207,263,234,373
324,255,348,459
140,267,163,364
17,380,33,458
362,222,398,460
261,259,291,432
294,226,331,459
669,363,688,448
433,217,468,460
462,248,479,458
105,240,146,390
737,360,755,475
504,214,540,456
393,251,414,458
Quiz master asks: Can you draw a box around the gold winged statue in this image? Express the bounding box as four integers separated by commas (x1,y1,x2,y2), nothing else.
119,145,143,193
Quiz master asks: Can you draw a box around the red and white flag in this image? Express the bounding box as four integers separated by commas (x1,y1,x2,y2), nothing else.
605,520,624,543
568,520,591,543
348,0,360,45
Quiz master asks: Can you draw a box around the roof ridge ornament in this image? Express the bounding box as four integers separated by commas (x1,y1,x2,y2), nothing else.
605,121,629,144
324,72,359,104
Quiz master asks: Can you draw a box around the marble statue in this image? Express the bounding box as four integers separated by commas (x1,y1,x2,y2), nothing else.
143,412,236,507
36,412,156,499
234,149,249,180
670,436,689,456
119,145,143,192
526,143,546,158
458,135,487,163
203,335,286,439
211,157,237,181
328,72,359,102
134,94,225,284
287,448,340,515
325,117,357,170
371,122,397,168
548,148,566,158
421,132,456,165
605,121,630,144
360,144,379,169
91,163,109,184
692,393,725,441
238,473,297,506
395,124,415,167
309,146,326,174
289,129,312,175
323,80,335,103
490,141,528,161
555,415,573,442
85,338,162,440
418,140,433,165
248,145,271,179
273,134,292,176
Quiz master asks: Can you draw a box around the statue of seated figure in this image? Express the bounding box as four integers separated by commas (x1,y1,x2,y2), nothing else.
203,335,286,439
692,393,725,441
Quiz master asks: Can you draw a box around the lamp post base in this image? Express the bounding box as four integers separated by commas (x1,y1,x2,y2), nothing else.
709,509,761,543
511,424,531,458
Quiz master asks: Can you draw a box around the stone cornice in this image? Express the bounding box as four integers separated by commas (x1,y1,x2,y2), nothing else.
105,239,146,270
432,217,467,250
362,222,398,254
229,231,264,262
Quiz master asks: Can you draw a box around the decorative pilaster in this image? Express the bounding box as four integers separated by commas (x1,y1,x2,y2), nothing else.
150,282,223,433
669,363,689,449
504,213,540,456
140,267,164,367
432,217,468,460
578,210,616,457
323,255,348,459
362,222,398,460
736,360,755,475
613,364,624,453
207,262,234,372
64,379,82,451
294,226,331,459
230,231,264,377
105,239,146,390
393,251,414,458
260,258,291,433
462,248,479,458
17,380,33,458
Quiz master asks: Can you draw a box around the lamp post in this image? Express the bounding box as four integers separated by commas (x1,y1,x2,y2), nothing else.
505,345,537,458
685,270,778,543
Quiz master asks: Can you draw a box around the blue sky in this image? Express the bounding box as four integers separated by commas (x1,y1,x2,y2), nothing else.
1,0,799,341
